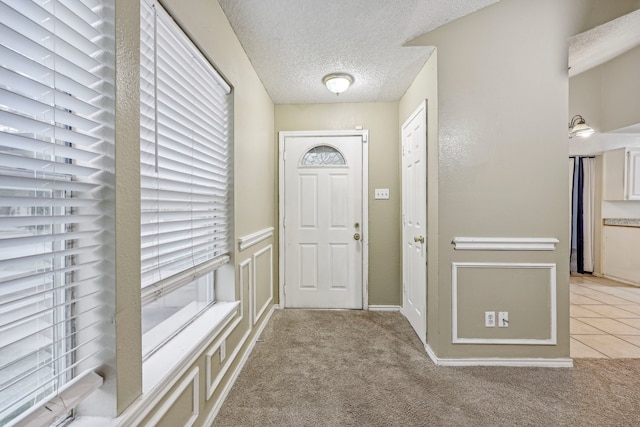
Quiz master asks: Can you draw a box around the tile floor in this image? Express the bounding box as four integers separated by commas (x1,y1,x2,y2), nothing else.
571,274,640,358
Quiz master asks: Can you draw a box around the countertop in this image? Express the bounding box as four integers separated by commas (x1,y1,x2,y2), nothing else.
603,218,640,227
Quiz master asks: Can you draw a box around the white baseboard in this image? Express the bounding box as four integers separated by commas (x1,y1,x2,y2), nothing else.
368,305,401,312
205,304,276,425
603,274,640,287
424,343,573,368
424,343,438,365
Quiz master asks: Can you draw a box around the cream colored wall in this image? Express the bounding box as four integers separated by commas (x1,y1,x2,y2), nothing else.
575,0,640,31
570,46,640,134
106,0,277,423
601,46,640,132
569,68,602,134
408,0,574,359
275,102,401,305
399,52,439,351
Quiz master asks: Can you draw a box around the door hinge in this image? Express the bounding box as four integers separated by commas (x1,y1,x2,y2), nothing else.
282,216,286,228
283,150,286,161
362,134,368,143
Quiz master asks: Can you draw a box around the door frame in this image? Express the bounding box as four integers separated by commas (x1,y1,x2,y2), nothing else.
278,130,369,309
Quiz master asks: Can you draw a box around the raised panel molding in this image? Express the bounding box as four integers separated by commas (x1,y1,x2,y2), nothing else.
205,305,277,426
452,237,559,251
451,262,557,345
205,316,244,401
206,258,253,400
238,227,274,251
253,244,274,325
239,258,252,324
143,367,199,427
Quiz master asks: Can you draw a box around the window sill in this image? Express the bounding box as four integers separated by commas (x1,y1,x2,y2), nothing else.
142,301,239,393
71,301,239,427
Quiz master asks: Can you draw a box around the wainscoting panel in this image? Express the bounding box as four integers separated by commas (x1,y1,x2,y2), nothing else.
205,316,243,401
239,258,252,324
143,367,199,427
452,262,557,345
253,245,274,325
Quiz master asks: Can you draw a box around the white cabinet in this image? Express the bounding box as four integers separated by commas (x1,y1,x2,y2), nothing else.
603,148,640,201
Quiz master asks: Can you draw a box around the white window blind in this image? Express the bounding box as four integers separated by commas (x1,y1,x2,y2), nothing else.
140,0,231,300
0,0,114,424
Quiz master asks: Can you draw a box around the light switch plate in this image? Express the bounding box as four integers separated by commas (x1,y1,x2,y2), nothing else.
374,188,390,199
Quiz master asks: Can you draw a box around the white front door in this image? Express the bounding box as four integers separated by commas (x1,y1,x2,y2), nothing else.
282,134,364,309
402,101,427,344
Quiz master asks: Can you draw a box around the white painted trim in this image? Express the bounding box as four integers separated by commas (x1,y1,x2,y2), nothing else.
205,305,276,426
362,130,369,310
205,316,243,400
425,350,573,368
116,302,238,426
451,262,557,345
238,227,274,251
424,343,439,365
452,237,559,251
253,245,273,325
368,305,401,312
603,274,640,287
239,258,252,324
143,367,199,427
279,130,369,310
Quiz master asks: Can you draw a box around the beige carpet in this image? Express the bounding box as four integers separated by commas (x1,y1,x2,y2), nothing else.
214,309,640,426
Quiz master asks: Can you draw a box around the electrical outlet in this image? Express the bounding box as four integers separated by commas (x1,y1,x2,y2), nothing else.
220,340,226,362
498,311,509,328
485,311,496,327
374,188,390,200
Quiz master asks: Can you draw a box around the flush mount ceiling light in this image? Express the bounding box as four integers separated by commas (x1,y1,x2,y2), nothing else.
569,114,595,138
323,73,353,95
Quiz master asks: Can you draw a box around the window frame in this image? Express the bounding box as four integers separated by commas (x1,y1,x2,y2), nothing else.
139,0,233,358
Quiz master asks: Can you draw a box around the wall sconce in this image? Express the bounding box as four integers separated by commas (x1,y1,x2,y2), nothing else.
569,115,595,138
323,73,353,95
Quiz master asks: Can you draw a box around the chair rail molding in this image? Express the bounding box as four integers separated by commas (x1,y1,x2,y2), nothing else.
238,227,274,251
452,237,559,251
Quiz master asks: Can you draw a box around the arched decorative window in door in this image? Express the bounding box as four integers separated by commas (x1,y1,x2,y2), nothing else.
300,145,346,166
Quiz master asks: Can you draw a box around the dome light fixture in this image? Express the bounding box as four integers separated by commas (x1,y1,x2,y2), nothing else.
569,114,595,138
323,73,353,95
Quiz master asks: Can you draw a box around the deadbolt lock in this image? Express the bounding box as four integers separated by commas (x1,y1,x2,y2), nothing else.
354,233,361,241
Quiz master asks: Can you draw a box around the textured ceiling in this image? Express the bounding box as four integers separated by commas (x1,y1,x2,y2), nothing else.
218,0,500,104
569,9,640,77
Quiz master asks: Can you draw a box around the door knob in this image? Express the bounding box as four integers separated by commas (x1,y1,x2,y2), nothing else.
414,236,425,244
354,233,361,241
